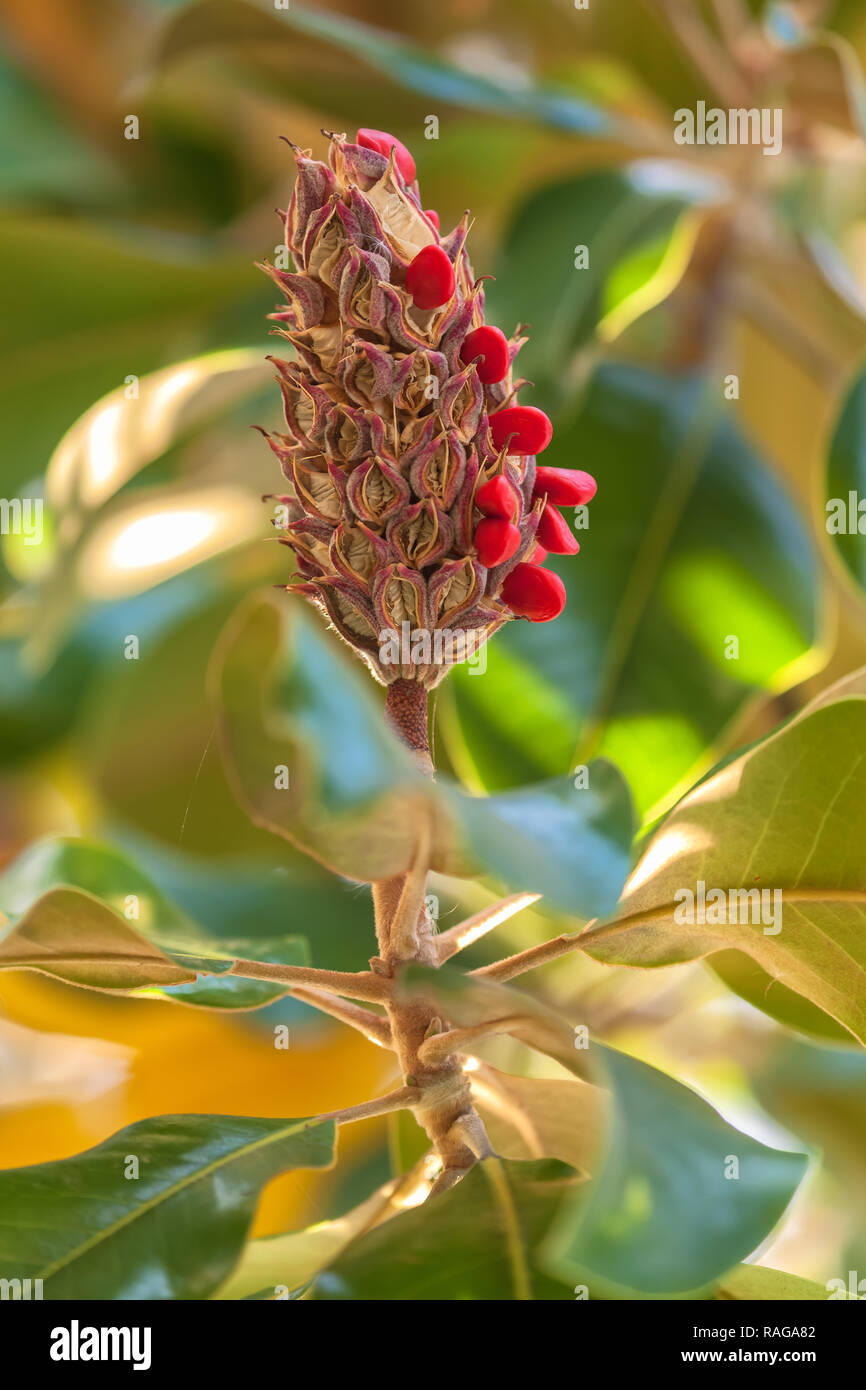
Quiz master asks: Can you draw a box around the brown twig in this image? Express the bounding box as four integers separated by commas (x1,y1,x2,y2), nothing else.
471,932,586,983
374,677,494,1189
314,1087,417,1126
436,892,541,964
288,986,393,1047
228,959,389,1003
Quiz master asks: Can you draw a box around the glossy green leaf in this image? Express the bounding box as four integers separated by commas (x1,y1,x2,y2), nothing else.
0,631,93,764
313,1159,576,1301
0,837,308,1007
487,167,712,397
543,1046,808,1296
447,363,820,818
446,761,635,920
0,1113,335,1299
211,593,633,913
210,592,457,882
581,691,866,1044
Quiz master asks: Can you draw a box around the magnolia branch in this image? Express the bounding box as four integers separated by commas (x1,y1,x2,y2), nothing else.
435,892,541,964
471,931,587,982
289,986,393,1047
315,1087,417,1127
228,959,390,1003
418,1015,528,1066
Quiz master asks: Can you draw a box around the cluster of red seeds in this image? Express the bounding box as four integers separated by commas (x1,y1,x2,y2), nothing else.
356,128,596,624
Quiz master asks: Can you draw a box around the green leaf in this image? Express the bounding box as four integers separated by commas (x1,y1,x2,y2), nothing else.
447,762,635,920
211,593,634,912
0,57,118,204
0,631,93,764
158,0,613,137
581,689,866,1044
210,592,459,882
487,167,710,397
72,581,291,861
448,363,820,818
0,837,308,1007
715,1264,834,1300
402,966,808,1295
0,215,259,495
312,1159,576,1300
825,359,866,599
0,1113,335,1300
542,1046,808,1296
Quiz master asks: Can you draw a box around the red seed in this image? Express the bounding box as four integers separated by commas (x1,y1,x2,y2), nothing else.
536,501,580,555
476,475,518,521
356,128,416,183
461,325,510,385
501,564,566,622
490,405,553,455
474,518,521,567
424,208,440,233
405,245,456,309
532,466,597,506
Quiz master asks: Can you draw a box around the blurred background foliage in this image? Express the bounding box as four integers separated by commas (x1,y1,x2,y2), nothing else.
2,0,866,1284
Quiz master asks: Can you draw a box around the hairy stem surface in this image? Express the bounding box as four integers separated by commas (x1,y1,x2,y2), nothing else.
375,677,491,1187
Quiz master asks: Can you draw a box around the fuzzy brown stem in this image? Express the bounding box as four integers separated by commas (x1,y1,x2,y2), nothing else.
374,676,491,1187
383,677,433,771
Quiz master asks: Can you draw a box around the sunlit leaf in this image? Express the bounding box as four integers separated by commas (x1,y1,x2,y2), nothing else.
216,1179,396,1300
581,687,866,1044
471,1063,603,1173
47,349,264,513
0,837,308,1007
715,1263,834,1300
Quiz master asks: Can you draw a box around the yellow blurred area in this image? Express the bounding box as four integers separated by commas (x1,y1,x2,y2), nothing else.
0,971,397,1237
